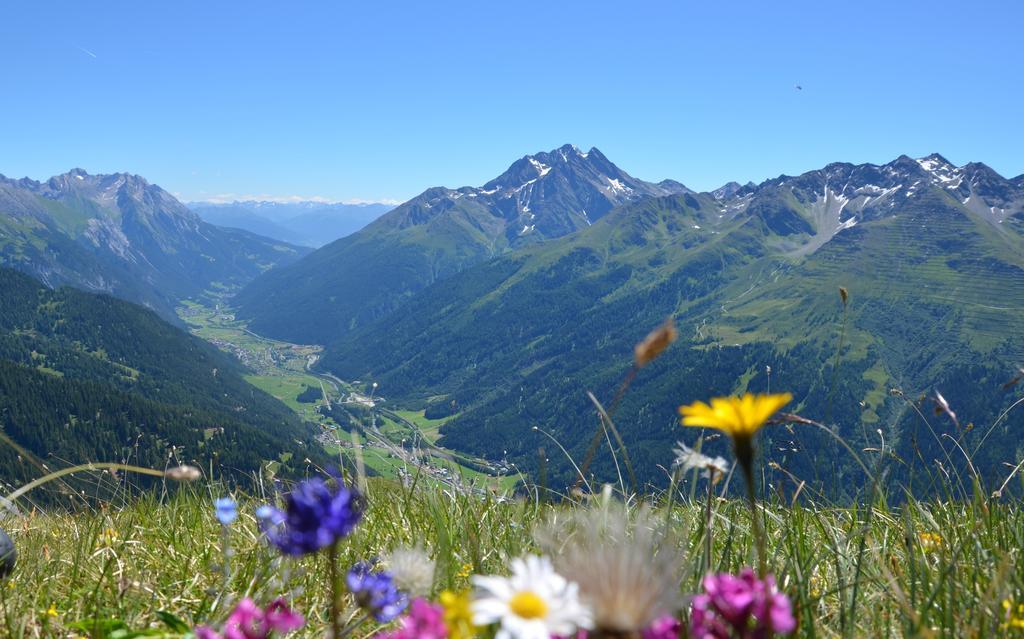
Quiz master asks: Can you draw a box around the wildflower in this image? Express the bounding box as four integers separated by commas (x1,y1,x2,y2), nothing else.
456,563,473,579
263,599,305,634
385,545,436,597
678,393,792,447
1002,599,1024,630
673,442,730,483
689,568,795,638
165,465,202,481
642,615,681,639
537,503,682,634
376,598,448,639
918,532,944,553
45,603,59,618
258,473,362,556
347,561,408,622
680,392,791,575
195,626,221,639
197,597,304,639
472,555,592,639
635,319,677,368
441,590,477,639
215,497,238,525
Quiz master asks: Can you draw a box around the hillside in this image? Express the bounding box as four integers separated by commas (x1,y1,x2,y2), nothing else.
233,144,689,343
0,268,321,491
0,170,309,322
315,154,1024,494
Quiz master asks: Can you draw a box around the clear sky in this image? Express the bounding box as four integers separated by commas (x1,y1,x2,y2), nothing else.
2,1,1021,204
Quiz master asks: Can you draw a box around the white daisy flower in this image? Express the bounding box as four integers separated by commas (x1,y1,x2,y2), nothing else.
472,555,592,639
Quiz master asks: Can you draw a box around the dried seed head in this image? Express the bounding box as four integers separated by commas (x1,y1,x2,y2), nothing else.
634,318,677,368
165,465,202,482
839,287,849,306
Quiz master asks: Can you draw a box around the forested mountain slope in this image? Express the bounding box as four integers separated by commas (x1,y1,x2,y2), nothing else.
0,268,321,491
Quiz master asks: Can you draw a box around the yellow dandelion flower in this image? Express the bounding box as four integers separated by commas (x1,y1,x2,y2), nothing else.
679,392,792,577
440,590,477,639
679,392,793,440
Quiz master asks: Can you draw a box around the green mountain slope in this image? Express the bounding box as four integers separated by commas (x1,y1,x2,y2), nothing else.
0,170,309,323
0,268,321,491
316,154,1024,495
233,145,689,343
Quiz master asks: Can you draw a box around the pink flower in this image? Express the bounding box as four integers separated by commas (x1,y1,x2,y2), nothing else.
642,615,681,639
375,598,448,639
689,569,795,638
265,598,305,634
198,598,305,639
195,626,223,639
225,598,267,639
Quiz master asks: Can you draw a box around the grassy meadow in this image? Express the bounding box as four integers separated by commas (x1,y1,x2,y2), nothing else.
4,471,1024,638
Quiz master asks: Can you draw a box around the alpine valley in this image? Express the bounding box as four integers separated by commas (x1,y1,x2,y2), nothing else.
2,147,1023,497
236,146,1024,496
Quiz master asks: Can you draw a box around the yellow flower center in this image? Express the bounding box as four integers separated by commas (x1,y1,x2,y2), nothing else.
509,591,548,619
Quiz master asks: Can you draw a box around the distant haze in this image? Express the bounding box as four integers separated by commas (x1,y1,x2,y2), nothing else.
189,200,394,247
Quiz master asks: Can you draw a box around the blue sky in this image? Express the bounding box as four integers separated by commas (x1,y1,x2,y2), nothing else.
2,1,1021,203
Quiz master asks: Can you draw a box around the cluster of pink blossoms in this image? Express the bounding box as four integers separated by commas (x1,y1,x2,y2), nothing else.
690,569,795,639
195,598,304,639
376,598,448,639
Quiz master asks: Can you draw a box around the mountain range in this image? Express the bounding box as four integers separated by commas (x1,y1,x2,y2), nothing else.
3,147,1022,496
189,200,394,248
235,146,1024,494
0,169,308,322
233,144,691,343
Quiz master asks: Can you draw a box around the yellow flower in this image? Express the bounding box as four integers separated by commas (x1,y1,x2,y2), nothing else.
440,590,477,639
918,532,943,553
456,563,473,579
679,393,792,440
45,604,59,618
1002,599,1024,630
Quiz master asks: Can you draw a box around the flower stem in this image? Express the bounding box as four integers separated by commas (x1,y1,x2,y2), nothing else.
329,540,342,639
704,474,714,574
735,437,766,577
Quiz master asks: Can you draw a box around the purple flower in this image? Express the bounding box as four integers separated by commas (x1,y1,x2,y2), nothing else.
374,598,447,639
215,497,238,525
347,561,408,622
689,569,795,638
258,473,362,556
642,615,681,639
